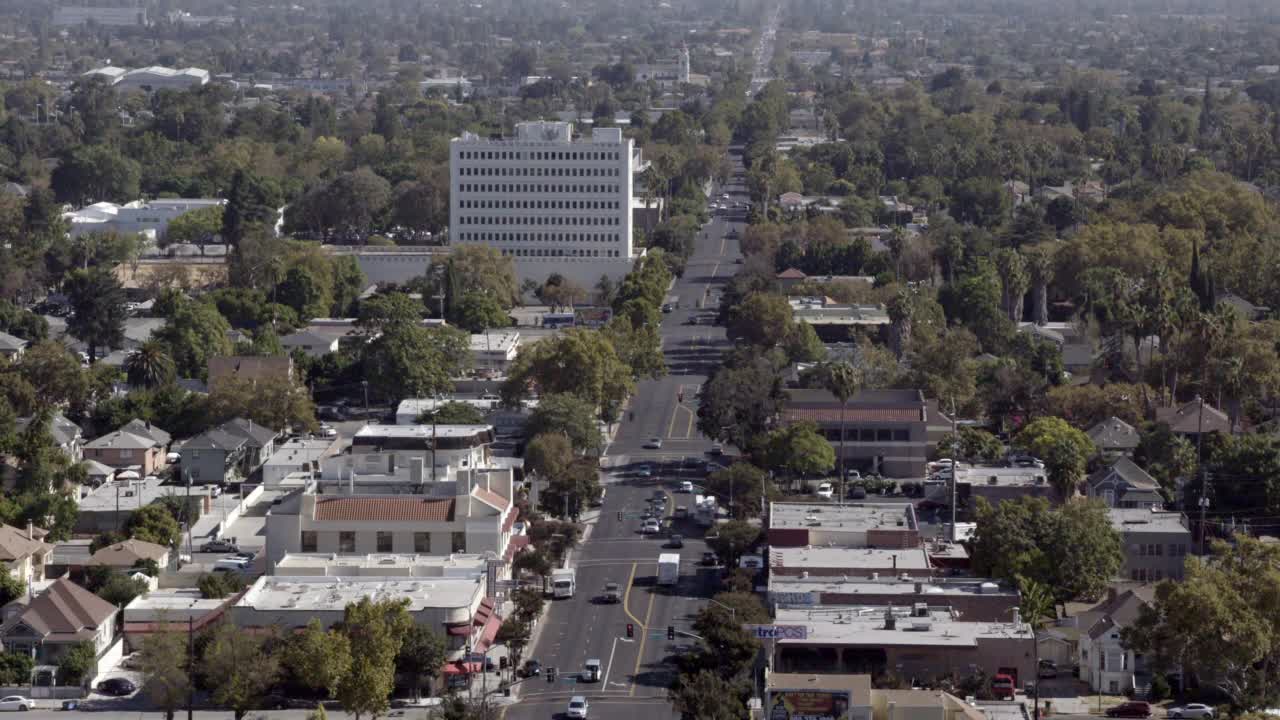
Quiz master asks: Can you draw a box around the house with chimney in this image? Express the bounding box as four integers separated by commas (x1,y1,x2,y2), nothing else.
0,523,52,586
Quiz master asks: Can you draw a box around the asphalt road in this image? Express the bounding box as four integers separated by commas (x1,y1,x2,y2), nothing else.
502,159,748,720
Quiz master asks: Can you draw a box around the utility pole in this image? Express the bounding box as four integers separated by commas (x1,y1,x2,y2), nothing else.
362,380,370,419
1199,475,1211,556
187,615,194,720
949,398,958,541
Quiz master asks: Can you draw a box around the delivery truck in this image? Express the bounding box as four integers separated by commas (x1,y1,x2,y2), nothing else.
550,568,576,598
657,553,680,587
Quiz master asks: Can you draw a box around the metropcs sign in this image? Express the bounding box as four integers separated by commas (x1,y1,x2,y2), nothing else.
744,624,808,640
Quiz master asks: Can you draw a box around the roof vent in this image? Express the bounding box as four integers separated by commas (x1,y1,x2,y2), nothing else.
908,621,932,631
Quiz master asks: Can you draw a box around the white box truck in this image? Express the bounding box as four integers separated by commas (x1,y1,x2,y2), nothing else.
550,568,576,598
657,553,680,587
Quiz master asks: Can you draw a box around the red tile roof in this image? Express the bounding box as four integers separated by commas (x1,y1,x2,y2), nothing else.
783,407,922,423
777,268,807,279
313,497,455,522
504,535,531,562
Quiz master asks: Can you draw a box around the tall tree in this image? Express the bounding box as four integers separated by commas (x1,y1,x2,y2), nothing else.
201,622,280,720
1124,537,1278,709
395,624,446,700
336,598,413,720
138,631,191,720
124,341,176,388
1014,417,1096,500
824,362,861,491
283,619,351,698
64,267,126,364
222,170,282,247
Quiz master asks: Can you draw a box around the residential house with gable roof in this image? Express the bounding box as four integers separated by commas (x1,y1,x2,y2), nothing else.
179,418,280,485
1155,398,1233,439
1087,417,1140,459
1075,587,1155,695
0,524,52,586
1087,458,1163,510
0,579,120,672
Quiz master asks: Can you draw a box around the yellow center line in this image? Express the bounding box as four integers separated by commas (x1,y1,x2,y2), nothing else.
630,574,658,697
622,561,644,628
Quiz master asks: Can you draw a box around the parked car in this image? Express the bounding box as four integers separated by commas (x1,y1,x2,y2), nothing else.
701,551,718,566
1168,705,1214,719
520,660,542,678
200,539,239,554
232,551,257,562
567,696,589,719
679,481,694,493
816,482,834,499
96,678,137,697
637,465,653,478
319,424,338,438
644,437,664,449
848,485,867,500
121,653,144,670
709,443,723,456
1037,659,1057,678
0,696,31,711
1105,702,1153,718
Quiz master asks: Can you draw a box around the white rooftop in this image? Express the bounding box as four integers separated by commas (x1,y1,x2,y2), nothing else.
274,552,491,578
265,437,337,466
1108,508,1189,534
774,606,1034,647
354,423,494,440
769,502,917,532
125,589,224,614
237,575,482,612
768,577,1017,598
470,332,519,353
770,546,931,572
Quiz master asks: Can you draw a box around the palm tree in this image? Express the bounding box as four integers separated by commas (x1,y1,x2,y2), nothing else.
825,361,861,501
124,341,175,388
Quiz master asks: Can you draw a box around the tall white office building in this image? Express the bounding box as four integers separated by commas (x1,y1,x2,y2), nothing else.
449,121,637,287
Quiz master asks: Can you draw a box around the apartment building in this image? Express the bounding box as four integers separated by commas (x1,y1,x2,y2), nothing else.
780,389,933,478
1109,508,1193,583
449,121,636,287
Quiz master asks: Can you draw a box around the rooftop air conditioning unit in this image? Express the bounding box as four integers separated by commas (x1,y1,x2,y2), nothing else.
910,621,932,631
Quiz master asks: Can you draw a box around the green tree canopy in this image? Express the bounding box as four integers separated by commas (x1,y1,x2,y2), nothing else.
969,496,1122,603
503,329,634,422
64,267,127,364
1014,416,1096,499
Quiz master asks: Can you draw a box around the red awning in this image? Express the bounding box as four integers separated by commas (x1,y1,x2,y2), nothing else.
446,624,472,637
503,535,530,562
473,597,496,627
442,661,484,675
502,506,521,532
473,613,502,653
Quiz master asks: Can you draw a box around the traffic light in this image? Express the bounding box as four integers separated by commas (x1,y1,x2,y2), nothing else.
617,511,623,521
626,623,634,639
667,625,675,640
547,667,556,683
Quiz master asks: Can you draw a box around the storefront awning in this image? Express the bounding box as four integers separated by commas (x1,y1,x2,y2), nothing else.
441,661,484,675
473,613,502,654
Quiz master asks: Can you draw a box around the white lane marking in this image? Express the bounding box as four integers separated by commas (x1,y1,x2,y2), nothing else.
603,635,618,688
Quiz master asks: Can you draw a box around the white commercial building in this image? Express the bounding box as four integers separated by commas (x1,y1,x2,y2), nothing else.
470,331,519,374
63,198,224,242
450,121,637,287
230,574,499,658
261,437,340,489
84,65,210,91
53,6,147,26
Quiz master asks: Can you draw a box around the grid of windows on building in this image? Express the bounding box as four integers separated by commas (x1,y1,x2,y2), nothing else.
449,122,634,263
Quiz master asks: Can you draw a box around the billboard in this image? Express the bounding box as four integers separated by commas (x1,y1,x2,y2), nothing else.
767,690,851,720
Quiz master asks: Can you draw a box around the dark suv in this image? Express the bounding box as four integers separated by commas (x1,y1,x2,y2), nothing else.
1106,702,1152,718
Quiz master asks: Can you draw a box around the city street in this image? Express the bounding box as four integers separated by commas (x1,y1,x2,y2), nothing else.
501,160,748,720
